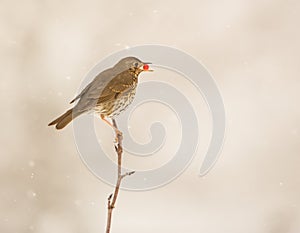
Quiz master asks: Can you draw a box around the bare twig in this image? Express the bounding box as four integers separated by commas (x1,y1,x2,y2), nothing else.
105,119,134,233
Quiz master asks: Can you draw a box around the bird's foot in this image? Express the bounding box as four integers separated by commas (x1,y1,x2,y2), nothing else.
114,130,123,143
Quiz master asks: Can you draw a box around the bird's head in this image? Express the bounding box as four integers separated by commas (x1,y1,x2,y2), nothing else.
114,57,153,74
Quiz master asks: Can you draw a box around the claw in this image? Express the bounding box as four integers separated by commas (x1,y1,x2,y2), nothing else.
114,130,123,143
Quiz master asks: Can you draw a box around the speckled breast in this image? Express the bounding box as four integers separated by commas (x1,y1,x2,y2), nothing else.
94,89,136,118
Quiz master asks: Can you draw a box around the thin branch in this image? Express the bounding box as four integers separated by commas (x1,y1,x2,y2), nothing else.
105,119,134,233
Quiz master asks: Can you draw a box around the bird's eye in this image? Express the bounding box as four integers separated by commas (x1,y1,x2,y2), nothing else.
134,62,139,67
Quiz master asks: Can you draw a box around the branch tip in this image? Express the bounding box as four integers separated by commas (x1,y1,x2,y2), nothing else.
128,171,135,176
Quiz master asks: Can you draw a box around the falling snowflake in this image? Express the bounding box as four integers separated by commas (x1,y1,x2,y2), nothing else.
28,160,35,167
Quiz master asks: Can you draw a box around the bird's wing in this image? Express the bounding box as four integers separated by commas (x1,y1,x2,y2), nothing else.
97,71,136,103
69,68,114,104
73,70,136,112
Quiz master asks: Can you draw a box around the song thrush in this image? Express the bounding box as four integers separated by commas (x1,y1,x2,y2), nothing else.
48,57,152,130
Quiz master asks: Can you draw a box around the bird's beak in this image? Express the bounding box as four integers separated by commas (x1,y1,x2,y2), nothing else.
140,62,154,72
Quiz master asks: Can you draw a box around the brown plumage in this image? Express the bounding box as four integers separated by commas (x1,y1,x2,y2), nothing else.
48,109,73,129
48,57,152,130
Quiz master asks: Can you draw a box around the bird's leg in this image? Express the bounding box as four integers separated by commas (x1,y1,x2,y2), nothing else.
100,115,122,142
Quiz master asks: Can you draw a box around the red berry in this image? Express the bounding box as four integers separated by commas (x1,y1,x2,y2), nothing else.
143,64,149,70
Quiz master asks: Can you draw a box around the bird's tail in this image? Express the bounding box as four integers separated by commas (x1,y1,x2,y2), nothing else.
48,108,78,130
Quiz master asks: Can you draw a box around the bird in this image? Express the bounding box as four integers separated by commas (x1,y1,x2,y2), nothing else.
48,56,152,131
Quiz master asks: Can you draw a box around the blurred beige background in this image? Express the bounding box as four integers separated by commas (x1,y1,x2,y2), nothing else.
1,0,300,232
